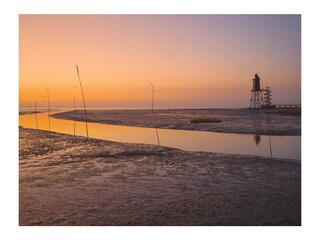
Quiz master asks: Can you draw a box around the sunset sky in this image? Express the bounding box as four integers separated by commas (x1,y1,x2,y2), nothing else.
19,14,301,109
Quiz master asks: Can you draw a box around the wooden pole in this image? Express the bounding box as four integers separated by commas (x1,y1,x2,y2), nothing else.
48,90,51,132
34,101,38,130
147,80,160,146
76,65,89,139
74,96,76,136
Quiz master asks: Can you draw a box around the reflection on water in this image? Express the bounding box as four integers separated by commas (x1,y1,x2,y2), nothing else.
253,135,261,146
19,111,301,160
251,110,274,158
269,135,273,158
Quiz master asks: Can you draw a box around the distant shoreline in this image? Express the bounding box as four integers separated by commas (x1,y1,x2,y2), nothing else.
266,107,301,116
19,106,301,112
49,108,301,136
19,107,253,112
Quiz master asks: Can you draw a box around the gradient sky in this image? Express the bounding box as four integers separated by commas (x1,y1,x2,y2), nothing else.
19,15,301,108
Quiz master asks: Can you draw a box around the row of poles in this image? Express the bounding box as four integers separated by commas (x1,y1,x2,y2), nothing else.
32,65,161,145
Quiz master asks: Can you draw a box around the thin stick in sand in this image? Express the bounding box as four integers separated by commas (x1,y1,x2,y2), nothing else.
34,101,38,130
47,89,51,132
73,96,76,136
76,65,89,139
146,80,160,146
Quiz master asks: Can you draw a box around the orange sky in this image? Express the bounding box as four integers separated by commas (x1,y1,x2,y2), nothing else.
19,15,301,108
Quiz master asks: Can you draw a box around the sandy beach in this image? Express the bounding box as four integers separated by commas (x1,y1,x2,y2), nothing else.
19,128,300,226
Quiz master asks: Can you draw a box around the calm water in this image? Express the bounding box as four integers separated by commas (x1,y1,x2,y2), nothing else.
19,111,301,160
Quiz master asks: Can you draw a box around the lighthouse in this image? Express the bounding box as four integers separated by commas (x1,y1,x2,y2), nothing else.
249,73,264,109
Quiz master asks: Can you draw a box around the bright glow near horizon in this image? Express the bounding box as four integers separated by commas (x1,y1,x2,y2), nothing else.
19,15,301,109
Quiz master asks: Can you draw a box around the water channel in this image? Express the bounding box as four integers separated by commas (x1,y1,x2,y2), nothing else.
19,111,301,160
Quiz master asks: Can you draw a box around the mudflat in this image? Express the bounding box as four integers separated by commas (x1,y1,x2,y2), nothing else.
19,128,300,226
51,108,301,135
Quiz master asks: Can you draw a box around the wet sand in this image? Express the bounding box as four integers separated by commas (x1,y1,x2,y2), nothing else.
19,128,300,226
51,108,301,135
